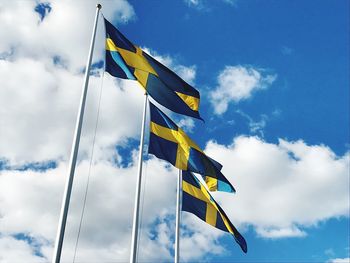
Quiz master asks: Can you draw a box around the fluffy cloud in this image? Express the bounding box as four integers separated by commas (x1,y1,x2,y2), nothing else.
210,66,276,114
0,235,49,262
0,1,135,71
205,136,349,238
0,154,230,262
0,57,144,164
2,135,348,261
1,128,349,261
0,1,198,166
0,157,175,262
0,1,212,261
1,0,348,261
0,0,138,165
180,213,225,260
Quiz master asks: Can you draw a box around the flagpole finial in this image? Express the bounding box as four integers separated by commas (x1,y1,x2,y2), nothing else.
97,3,102,9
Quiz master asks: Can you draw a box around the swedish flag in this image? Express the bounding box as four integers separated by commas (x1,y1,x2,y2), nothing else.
182,171,247,253
148,102,235,193
104,18,202,120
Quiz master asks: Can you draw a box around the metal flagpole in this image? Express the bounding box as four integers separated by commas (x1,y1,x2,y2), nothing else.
174,169,182,263
130,93,148,263
52,4,101,263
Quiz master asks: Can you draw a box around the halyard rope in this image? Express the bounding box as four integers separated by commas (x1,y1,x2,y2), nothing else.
72,67,105,263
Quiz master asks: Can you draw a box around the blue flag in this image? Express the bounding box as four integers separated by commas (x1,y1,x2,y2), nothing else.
182,171,247,253
104,18,202,120
148,102,235,193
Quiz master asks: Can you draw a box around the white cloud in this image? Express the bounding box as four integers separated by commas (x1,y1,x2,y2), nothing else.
174,65,197,85
180,213,225,261
0,235,49,262
0,0,348,261
329,258,350,263
0,155,230,262
0,157,175,262
141,47,197,85
1,136,349,259
210,66,277,114
184,0,237,10
0,2,206,261
184,0,202,7
0,0,139,165
256,226,307,238
0,58,144,164
236,109,268,137
0,1,135,71
205,136,349,238
177,117,195,133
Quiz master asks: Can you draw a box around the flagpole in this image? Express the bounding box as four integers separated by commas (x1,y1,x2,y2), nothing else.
175,169,182,263
52,4,101,263
130,93,148,263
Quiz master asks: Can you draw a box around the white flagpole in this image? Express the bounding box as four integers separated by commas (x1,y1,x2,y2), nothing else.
52,4,101,263
175,169,182,263
130,93,148,263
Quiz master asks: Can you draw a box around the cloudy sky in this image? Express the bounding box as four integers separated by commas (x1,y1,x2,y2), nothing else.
0,0,349,262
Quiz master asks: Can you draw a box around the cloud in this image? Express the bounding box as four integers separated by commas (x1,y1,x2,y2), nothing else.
256,226,307,238
0,235,49,262
0,157,173,262
180,213,225,261
0,1,197,166
0,0,138,165
0,57,144,164
325,248,335,257
205,136,349,238
0,1,208,261
184,0,237,10
234,108,281,137
141,47,197,85
210,66,277,114
1,137,349,259
184,0,204,9
236,109,268,137
0,154,231,262
0,1,135,72
328,258,350,263
1,0,348,261
177,117,195,133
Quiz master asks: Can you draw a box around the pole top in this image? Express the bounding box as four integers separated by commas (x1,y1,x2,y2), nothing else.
97,3,102,9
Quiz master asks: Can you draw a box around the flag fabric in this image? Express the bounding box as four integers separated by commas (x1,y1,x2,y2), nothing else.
182,171,247,253
148,102,235,193
104,18,202,120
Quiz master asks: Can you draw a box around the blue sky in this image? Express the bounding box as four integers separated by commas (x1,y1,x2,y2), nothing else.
125,0,349,154
0,0,348,262
114,2,349,261
102,1,349,262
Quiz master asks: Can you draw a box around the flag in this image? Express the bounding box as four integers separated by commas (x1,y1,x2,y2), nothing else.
148,102,235,193
104,18,202,120
182,171,247,253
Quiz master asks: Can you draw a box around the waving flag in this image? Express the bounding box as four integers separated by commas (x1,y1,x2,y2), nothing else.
148,102,235,193
182,171,247,253
104,18,202,120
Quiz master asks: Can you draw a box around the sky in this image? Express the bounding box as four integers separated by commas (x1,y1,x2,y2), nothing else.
0,0,349,262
